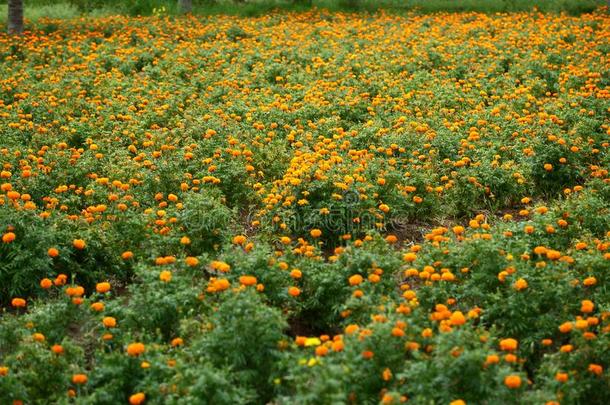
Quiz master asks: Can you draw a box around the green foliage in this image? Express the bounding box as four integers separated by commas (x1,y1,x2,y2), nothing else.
0,0,605,23
178,191,235,253
193,289,288,402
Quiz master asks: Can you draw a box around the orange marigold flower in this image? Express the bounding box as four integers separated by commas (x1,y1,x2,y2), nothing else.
534,246,547,255
232,235,247,245
385,234,398,244
546,250,561,260
581,300,595,313
47,247,59,257
54,274,68,286
421,328,433,338
239,275,257,286
449,311,466,326
2,232,16,243
159,270,172,282
348,274,363,286
102,317,116,328
555,372,568,383
126,342,146,357
583,276,597,286
504,375,521,389
51,344,64,355
559,322,572,333
362,350,374,359
315,345,328,356
452,226,465,235
402,252,417,262
288,286,301,297
40,278,52,289
11,298,26,308
485,354,499,365
332,340,344,352
310,229,322,238
72,374,88,385
129,393,146,405
513,278,528,291
66,286,85,297
96,282,111,294
499,338,518,351
588,364,603,375
208,278,230,292
210,260,231,272
391,327,405,337
72,239,86,250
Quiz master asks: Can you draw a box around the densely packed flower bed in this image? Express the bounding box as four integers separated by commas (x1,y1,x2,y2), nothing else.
0,9,609,404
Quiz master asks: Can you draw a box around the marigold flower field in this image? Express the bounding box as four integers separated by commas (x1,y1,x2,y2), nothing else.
0,9,609,404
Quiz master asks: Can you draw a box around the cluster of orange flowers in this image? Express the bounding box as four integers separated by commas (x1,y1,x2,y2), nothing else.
0,8,609,404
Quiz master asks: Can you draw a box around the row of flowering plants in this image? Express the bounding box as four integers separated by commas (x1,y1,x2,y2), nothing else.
1,8,609,404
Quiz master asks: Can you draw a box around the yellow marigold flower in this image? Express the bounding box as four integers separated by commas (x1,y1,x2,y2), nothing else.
304,337,321,347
